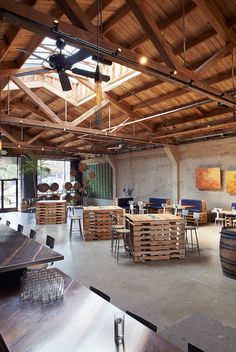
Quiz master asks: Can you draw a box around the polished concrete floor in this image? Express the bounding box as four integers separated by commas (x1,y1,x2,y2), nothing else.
1,211,236,334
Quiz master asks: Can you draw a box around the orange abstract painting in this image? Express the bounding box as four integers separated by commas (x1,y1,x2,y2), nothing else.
196,168,221,190
226,171,236,194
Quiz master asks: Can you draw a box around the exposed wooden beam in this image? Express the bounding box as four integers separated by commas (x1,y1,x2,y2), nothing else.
195,43,234,74
1,1,235,108
102,4,130,34
26,130,48,145
118,79,163,101
54,0,96,32
127,1,197,50
10,76,62,124
0,127,19,144
86,0,113,20
126,0,177,69
1,102,48,120
193,0,236,44
0,112,151,144
72,99,110,126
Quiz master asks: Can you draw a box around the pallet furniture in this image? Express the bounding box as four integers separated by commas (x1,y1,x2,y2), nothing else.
180,199,207,224
83,206,125,241
36,200,67,225
126,213,185,262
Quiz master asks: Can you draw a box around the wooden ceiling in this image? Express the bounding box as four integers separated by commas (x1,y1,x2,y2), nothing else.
1,0,236,158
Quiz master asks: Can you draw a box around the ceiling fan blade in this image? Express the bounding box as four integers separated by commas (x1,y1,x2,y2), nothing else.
15,68,52,77
16,48,50,63
67,48,91,67
58,71,72,91
71,67,110,82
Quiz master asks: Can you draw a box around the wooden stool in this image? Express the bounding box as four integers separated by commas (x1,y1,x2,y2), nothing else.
114,228,131,263
69,215,83,239
111,224,125,254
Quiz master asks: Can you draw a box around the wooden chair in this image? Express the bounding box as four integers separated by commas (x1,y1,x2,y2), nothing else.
0,334,9,352
17,224,24,234
5,220,10,227
29,229,36,240
90,286,110,302
126,310,157,332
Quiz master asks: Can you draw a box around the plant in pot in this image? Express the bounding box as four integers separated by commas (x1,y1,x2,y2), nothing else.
22,154,51,199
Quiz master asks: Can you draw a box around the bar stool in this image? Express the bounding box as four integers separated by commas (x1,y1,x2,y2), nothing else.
185,212,200,255
69,215,83,239
109,213,124,253
114,228,131,263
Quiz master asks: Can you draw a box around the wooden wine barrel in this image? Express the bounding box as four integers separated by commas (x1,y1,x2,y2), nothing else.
65,182,72,191
49,182,59,192
62,193,73,202
37,183,49,192
220,227,236,279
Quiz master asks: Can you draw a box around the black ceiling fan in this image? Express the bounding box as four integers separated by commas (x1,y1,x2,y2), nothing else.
16,38,111,91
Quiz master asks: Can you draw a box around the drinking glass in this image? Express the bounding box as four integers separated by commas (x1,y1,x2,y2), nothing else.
114,312,125,344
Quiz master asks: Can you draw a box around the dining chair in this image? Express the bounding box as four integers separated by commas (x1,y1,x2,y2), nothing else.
161,203,167,213
90,286,110,302
46,235,55,249
129,201,135,214
0,333,10,352
188,343,204,351
212,208,225,230
17,224,24,234
27,235,55,271
29,229,36,240
5,220,10,227
126,310,157,332
137,201,145,214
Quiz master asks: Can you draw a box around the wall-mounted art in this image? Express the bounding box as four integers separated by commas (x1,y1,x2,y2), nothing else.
226,171,236,194
196,167,221,190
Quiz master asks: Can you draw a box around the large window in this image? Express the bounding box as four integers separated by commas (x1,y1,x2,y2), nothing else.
37,160,70,192
84,163,113,199
0,157,18,179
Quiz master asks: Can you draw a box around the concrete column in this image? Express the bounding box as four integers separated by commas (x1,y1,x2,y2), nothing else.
164,145,179,204
105,155,117,198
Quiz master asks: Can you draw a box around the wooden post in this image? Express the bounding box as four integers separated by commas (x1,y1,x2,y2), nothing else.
164,145,179,204
105,155,117,199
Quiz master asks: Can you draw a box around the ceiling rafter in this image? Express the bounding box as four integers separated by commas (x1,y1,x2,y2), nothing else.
126,0,177,69
10,75,62,124
72,99,110,126
193,0,236,44
54,0,96,32
102,4,130,34
0,1,235,109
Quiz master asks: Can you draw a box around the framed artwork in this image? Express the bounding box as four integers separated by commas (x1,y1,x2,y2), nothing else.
226,171,236,194
196,167,221,190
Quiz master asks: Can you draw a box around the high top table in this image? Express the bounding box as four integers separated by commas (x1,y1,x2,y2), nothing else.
0,224,64,273
126,213,185,262
0,268,183,352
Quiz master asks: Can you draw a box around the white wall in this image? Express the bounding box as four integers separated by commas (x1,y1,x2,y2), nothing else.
115,149,173,202
178,137,236,210
87,136,236,210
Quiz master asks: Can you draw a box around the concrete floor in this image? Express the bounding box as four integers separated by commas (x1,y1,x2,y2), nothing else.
2,211,236,333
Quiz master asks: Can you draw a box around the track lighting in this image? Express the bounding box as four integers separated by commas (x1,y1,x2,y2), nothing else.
52,19,59,32
113,48,122,56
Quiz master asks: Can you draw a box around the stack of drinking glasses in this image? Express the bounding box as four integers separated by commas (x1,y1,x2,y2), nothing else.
20,269,64,303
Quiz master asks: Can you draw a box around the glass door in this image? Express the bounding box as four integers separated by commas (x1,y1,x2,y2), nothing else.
0,179,18,212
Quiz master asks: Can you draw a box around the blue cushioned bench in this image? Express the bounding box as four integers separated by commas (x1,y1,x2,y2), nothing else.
114,197,133,212
181,199,207,224
147,198,170,213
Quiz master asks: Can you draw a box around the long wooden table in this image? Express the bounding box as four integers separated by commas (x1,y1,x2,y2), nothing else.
0,224,64,273
0,268,182,352
126,213,185,262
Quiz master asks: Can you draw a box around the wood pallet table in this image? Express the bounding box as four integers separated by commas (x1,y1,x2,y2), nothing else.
36,200,67,224
126,213,185,263
83,206,125,241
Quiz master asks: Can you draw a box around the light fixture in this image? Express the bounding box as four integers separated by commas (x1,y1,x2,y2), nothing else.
0,132,7,155
52,19,59,32
113,48,122,56
139,56,148,65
